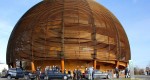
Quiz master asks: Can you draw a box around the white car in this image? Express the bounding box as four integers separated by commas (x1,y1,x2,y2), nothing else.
6,68,24,79
84,70,110,79
93,70,110,79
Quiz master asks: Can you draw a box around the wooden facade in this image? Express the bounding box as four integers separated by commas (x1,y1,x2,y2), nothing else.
6,0,130,71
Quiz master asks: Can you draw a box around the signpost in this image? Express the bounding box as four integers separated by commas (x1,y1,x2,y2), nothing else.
129,60,135,79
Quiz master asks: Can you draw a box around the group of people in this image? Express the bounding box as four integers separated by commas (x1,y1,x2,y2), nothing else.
44,65,60,73
35,65,64,79
73,67,95,80
44,66,83,80
35,66,130,79
114,67,130,78
73,69,82,80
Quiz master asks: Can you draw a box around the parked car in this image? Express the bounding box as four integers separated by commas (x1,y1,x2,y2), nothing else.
0,68,7,78
84,70,110,79
24,71,37,80
40,70,68,80
93,70,110,79
6,68,24,79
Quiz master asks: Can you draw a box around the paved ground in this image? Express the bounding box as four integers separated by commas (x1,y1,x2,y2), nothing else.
103,75,150,80
0,75,150,80
134,75,150,80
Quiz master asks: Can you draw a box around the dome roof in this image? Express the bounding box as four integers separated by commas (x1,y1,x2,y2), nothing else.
7,0,130,64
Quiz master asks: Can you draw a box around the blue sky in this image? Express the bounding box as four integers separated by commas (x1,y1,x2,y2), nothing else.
0,0,150,68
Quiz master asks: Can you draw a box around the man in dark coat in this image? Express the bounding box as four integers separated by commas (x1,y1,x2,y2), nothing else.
76,69,81,80
125,67,128,78
115,67,119,78
73,69,77,80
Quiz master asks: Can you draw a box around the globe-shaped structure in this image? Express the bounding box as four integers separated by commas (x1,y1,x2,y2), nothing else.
7,0,130,70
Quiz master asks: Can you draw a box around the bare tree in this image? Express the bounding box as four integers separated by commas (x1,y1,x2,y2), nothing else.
134,65,145,75
139,69,145,75
134,66,139,75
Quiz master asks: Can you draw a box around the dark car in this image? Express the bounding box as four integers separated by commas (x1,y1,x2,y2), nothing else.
6,68,24,79
40,70,68,80
24,71,37,80
39,72,46,80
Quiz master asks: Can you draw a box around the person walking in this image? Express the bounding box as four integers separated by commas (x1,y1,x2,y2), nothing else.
89,67,94,80
108,70,113,79
73,69,77,80
125,67,129,78
146,67,149,75
64,69,67,74
36,67,41,80
77,69,81,80
68,69,72,79
55,65,60,72
45,66,49,79
115,67,119,78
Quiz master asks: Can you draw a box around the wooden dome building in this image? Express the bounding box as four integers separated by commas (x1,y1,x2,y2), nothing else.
7,0,131,72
